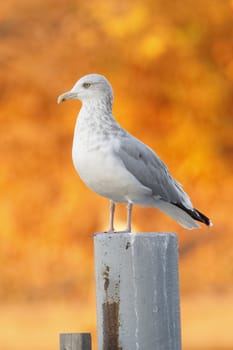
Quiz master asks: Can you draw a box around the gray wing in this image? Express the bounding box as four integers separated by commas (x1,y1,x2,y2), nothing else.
114,133,193,208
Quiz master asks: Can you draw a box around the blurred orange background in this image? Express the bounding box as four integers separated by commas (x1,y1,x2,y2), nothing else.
0,1,232,349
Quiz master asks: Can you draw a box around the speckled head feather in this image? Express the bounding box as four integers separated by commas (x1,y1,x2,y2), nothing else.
58,73,113,106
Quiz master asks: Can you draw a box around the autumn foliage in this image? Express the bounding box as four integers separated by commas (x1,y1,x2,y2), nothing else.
0,1,233,348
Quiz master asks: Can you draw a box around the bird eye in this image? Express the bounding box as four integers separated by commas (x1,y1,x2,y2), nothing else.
83,82,91,88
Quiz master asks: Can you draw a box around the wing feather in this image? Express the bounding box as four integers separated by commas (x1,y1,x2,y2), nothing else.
114,133,193,208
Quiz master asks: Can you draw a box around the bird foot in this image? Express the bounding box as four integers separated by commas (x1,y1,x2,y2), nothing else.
104,229,131,234
105,229,115,234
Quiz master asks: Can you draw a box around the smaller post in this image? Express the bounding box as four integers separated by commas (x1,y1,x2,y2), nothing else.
60,333,91,350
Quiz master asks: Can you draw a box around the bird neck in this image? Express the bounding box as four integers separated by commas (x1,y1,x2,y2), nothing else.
74,98,125,149
79,97,115,126
82,96,113,113
74,98,125,145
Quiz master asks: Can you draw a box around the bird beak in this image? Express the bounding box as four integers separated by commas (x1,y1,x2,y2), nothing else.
57,91,78,104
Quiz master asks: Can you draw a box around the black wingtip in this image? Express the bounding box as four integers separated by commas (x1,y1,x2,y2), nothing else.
194,208,213,227
172,202,213,227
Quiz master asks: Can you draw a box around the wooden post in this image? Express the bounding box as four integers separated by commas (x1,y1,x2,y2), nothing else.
60,333,91,350
94,232,182,350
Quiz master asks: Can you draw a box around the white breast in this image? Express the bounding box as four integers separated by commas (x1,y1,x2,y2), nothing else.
72,135,151,203
71,106,152,203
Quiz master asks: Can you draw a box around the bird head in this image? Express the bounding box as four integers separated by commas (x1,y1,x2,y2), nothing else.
57,73,113,105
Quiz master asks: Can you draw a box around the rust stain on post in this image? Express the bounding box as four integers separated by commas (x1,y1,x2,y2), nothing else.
102,264,122,350
102,301,121,350
103,264,110,292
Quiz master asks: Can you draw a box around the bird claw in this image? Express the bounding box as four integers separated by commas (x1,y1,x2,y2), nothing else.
105,229,115,234
105,229,131,234
115,230,132,233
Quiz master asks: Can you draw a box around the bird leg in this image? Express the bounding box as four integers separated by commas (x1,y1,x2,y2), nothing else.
108,200,115,233
125,202,133,233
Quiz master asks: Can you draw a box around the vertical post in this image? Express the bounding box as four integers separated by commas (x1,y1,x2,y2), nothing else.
94,232,182,350
60,333,91,350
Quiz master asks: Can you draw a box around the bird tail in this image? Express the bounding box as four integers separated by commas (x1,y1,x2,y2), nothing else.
154,200,212,229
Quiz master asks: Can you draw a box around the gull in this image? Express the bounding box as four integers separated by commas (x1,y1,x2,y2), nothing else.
58,73,212,232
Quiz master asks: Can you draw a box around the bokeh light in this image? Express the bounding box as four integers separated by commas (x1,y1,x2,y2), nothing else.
0,1,232,349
